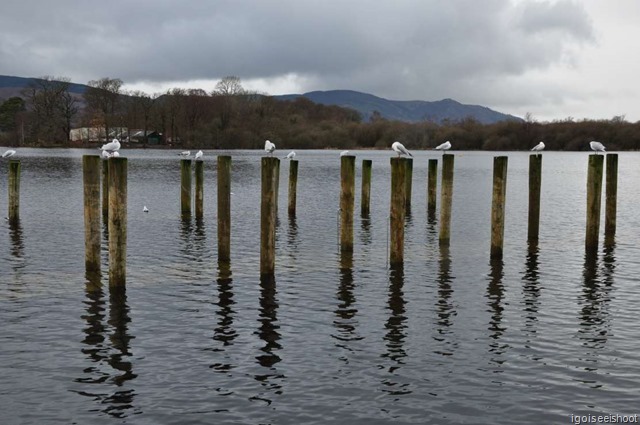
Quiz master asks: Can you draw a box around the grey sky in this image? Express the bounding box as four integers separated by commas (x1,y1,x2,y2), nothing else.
0,0,637,121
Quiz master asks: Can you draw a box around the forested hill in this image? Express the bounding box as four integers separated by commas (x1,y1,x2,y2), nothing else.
0,75,87,98
275,90,521,124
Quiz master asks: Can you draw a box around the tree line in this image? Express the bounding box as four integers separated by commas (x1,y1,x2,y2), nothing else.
1,75,639,151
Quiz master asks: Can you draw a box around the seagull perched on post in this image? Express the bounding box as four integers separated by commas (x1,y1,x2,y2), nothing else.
195,150,203,161
100,139,120,155
435,141,452,151
179,151,191,157
285,151,296,160
264,140,276,156
590,141,606,154
340,150,350,157
392,141,412,157
2,149,17,159
531,141,545,155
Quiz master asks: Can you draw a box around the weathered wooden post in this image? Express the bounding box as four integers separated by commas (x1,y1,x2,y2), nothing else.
340,155,356,253
218,155,232,262
404,157,413,212
288,159,299,216
490,156,508,258
427,159,438,217
83,155,101,272
275,159,281,215
180,159,192,217
585,154,604,252
108,158,127,286
361,159,372,216
527,154,542,242
389,157,406,266
194,159,204,219
260,157,279,276
604,154,618,246
439,154,454,246
102,159,109,219
8,160,20,222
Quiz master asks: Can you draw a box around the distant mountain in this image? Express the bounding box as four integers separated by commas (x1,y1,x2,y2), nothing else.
275,90,521,124
0,75,88,100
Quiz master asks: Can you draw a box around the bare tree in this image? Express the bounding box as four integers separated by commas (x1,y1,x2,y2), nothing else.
84,77,123,141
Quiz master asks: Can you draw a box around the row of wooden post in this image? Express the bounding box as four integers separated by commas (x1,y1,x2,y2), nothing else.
80,152,617,284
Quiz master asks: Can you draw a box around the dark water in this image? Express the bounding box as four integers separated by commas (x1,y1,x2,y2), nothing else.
1,148,640,424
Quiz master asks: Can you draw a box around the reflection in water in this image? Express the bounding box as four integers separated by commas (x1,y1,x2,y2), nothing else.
521,242,541,333
381,265,410,396
179,217,193,254
8,219,25,272
434,246,457,356
210,261,237,373
287,215,299,255
193,218,207,263
359,214,372,246
577,249,614,380
487,258,507,367
75,276,137,418
252,275,284,402
333,253,362,357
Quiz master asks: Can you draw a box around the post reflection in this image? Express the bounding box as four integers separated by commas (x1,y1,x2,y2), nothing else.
252,275,284,401
287,215,299,254
433,246,457,356
487,258,507,366
8,219,25,273
333,252,362,356
359,214,372,246
381,264,410,395
193,218,207,260
75,275,138,418
210,261,237,373
521,241,541,333
577,249,614,375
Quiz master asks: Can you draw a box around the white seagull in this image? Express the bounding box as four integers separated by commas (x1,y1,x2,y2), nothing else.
2,149,17,158
285,151,296,160
264,140,276,156
143,206,149,213
590,141,606,154
195,150,203,161
179,151,191,157
340,150,350,157
100,139,121,153
391,141,412,157
435,141,452,151
531,141,545,154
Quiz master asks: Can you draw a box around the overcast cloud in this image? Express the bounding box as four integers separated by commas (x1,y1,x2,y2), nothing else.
1,0,638,121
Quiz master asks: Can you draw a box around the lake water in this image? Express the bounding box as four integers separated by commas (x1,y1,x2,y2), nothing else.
1,148,640,424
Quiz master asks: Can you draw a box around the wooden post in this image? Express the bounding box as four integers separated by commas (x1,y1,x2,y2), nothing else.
181,159,192,217
605,154,618,246
340,155,356,253
427,159,438,217
217,156,232,262
108,158,127,286
194,160,204,219
260,157,279,276
404,157,413,212
490,156,508,258
288,159,299,216
527,155,542,242
439,154,454,246
8,160,20,222
102,159,109,219
585,154,604,252
275,159,281,215
361,159,372,216
83,155,101,272
390,157,406,266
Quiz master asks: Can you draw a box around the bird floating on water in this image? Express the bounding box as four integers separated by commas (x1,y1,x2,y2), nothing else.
340,150,350,157
285,151,296,160
195,150,203,161
435,141,451,151
531,141,545,154
2,149,17,158
179,151,191,157
391,141,412,157
264,140,276,156
100,139,121,155
590,141,605,154
143,206,149,213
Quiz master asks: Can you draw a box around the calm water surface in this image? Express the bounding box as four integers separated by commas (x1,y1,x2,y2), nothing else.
1,148,640,424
